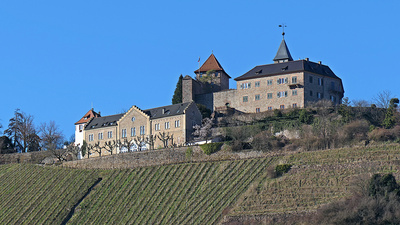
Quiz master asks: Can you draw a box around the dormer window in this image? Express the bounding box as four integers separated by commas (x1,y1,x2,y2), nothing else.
281,66,288,71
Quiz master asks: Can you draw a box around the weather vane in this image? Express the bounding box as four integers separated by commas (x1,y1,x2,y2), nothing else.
279,24,287,37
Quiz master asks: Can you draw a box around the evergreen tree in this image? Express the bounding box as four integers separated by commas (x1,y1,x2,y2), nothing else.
172,75,183,104
382,98,399,129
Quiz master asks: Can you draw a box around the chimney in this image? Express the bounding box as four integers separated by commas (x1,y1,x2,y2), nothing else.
318,61,322,64
305,58,309,61
162,108,165,114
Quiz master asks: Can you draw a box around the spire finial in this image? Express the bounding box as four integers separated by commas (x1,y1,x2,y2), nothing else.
279,24,287,39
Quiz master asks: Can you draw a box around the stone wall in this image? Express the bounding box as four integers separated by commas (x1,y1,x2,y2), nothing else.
61,146,274,169
213,89,238,109
195,93,214,110
0,151,53,164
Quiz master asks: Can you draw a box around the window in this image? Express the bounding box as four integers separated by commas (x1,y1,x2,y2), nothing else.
240,82,251,89
243,96,248,102
79,125,83,132
277,91,288,98
309,76,313,83
267,79,273,85
292,90,298,96
165,122,170,130
122,129,127,138
330,81,335,90
140,126,145,135
267,106,272,111
256,108,260,113
255,81,260,87
175,120,180,128
107,131,112,139
292,103,298,108
310,90,313,96
98,133,103,140
277,78,288,84
318,78,323,86
155,123,160,131
131,117,135,122
317,92,323,99
267,93,273,99
131,128,135,137
330,95,336,103
255,94,260,100
280,105,285,109
88,134,94,142
292,76,297,84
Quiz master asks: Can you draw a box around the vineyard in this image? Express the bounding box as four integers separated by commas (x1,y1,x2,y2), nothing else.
0,158,273,224
227,144,400,222
0,164,99,225
1,144,400,224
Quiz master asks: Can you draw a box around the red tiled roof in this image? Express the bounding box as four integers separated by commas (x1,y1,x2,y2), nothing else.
74,109,101,125
194,53,225,73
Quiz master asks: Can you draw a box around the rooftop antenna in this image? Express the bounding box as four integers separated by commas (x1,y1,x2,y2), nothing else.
279,23,287,38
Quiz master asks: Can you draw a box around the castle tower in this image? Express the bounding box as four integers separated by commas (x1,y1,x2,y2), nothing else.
273,34,293,63
194,53,231,91
74,108,100,148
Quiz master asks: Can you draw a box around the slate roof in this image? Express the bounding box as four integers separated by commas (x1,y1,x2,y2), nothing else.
75,109,101,125
235,60,341,81
273,39,293,62
85,114,124,130
194,54,231,78
143,102,192,119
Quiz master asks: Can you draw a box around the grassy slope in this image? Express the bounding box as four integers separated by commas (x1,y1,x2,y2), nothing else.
0,164,99,225
1,144,399,224
228,144,400,219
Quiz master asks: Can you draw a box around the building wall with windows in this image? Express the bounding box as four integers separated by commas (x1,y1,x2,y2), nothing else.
80,102,202,158
117,105,151,153
234,72,305,113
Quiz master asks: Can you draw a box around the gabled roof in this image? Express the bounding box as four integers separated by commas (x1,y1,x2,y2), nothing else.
235,60,341,81
75,109,101,125
85,114,124,130
144,102,193,119
194,53,230,78
273,38,293,62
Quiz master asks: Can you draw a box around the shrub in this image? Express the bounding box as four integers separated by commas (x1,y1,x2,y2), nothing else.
368,126,400,142
275,164,292,177
298,109,313,124
340,120,369,143
311,173,400,225
200,142,223,155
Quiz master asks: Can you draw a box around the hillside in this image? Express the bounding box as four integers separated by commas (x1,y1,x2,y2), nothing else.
1,144,400,224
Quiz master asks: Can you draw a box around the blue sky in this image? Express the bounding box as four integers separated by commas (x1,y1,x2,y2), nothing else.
1,1,399,139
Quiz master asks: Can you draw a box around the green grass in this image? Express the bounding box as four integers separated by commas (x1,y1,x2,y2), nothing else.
2,144,400,224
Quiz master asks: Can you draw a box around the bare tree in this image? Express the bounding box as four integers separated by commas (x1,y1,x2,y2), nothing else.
133,136,147,151
145,134,156,150
157,132,171,148
66,143,80,158
87,144,94,158
373,90,393,108
122,138,136,152
39,121,64,151
352,99,370,107
4,110,38,152
104,140,116,155
192,117,213,143
92,142,103,157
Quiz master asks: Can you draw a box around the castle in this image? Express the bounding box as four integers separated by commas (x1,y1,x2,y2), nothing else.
75,33,344,158
182,34,344,113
